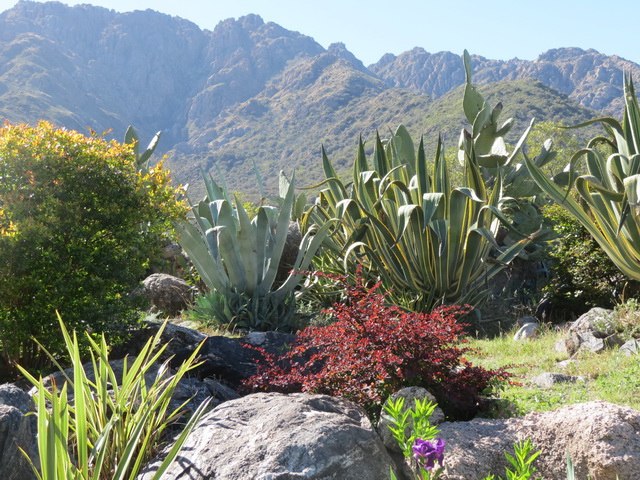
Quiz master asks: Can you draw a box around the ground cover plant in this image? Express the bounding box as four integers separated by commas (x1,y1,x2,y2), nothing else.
465,324,640,414
245,269,512,420
0,121,186,378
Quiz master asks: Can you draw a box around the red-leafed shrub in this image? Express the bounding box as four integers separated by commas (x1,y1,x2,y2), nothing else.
244,272,511,420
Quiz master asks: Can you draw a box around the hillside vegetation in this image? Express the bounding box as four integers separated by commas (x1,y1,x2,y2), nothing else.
1,2,638,195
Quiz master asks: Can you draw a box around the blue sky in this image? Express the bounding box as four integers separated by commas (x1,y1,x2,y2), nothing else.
1,0,639,66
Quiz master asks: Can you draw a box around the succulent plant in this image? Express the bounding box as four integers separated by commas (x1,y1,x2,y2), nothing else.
526,74,640,281
176,170,333,331
303,123,531,311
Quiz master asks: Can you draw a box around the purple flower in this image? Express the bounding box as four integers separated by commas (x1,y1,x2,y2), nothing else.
413,438,445,470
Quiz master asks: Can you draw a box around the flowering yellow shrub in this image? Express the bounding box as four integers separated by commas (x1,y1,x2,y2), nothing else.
0,121,186,377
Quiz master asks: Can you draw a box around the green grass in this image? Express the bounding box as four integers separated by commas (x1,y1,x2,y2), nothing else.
465,325,640,415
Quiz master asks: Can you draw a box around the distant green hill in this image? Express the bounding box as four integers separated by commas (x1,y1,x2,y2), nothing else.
421,78,601,157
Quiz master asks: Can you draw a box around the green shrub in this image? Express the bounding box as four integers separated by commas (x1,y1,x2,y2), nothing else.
541,203,640,318
0,121,186,377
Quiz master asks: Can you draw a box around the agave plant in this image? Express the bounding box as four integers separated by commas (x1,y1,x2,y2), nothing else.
302,51,538,312
303,126,532,311
176,170,333,331
526,74,640,281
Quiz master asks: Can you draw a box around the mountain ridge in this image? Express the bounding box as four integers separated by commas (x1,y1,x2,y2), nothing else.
0,1,637,195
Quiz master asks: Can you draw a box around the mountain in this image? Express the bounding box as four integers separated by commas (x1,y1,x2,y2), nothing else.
0,1,637,197
370,47,640,115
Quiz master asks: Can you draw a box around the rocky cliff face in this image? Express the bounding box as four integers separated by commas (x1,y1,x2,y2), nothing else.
0,1,637,194
370,47,640,115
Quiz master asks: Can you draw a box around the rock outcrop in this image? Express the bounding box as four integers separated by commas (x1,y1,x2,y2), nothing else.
555,308,629,355
139,392,398,480
0,384,38,480
438,401,640,480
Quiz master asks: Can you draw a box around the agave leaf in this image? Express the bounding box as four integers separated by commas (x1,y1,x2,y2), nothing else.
415,136,430,200
175,220,229,293
576,176,624,202
353,136,369,185
504,118,535,167
373,132,390,178
394,125,416,168
433,135,450,195
623,74,640,154
274,219,338,298
138,131,161,165
422,193,445,224
201,167,228,203
258,173,296,293
235,196,258,293
216,225,247,292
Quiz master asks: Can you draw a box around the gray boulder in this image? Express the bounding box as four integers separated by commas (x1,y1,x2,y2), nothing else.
438,401,640,480
0,384,38,480
530,372,585,388
620,339,640,356
555,332,581,356
513,322,539,341
139,392,398,480
569,307,616,337
555,308,625,356
139,273,197,316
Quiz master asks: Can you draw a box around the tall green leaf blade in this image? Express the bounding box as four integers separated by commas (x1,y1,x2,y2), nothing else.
373,132,389,178
259,173,296,292
216,226,247,292
415,136,430,201
353,137,369,187
394,125,416,171
235,196,258,294
175,221,229,293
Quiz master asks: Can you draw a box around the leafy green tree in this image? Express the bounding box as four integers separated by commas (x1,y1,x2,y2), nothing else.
0,121,186,377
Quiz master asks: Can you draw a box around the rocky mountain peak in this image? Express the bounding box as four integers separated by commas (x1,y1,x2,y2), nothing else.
327,42,367,72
